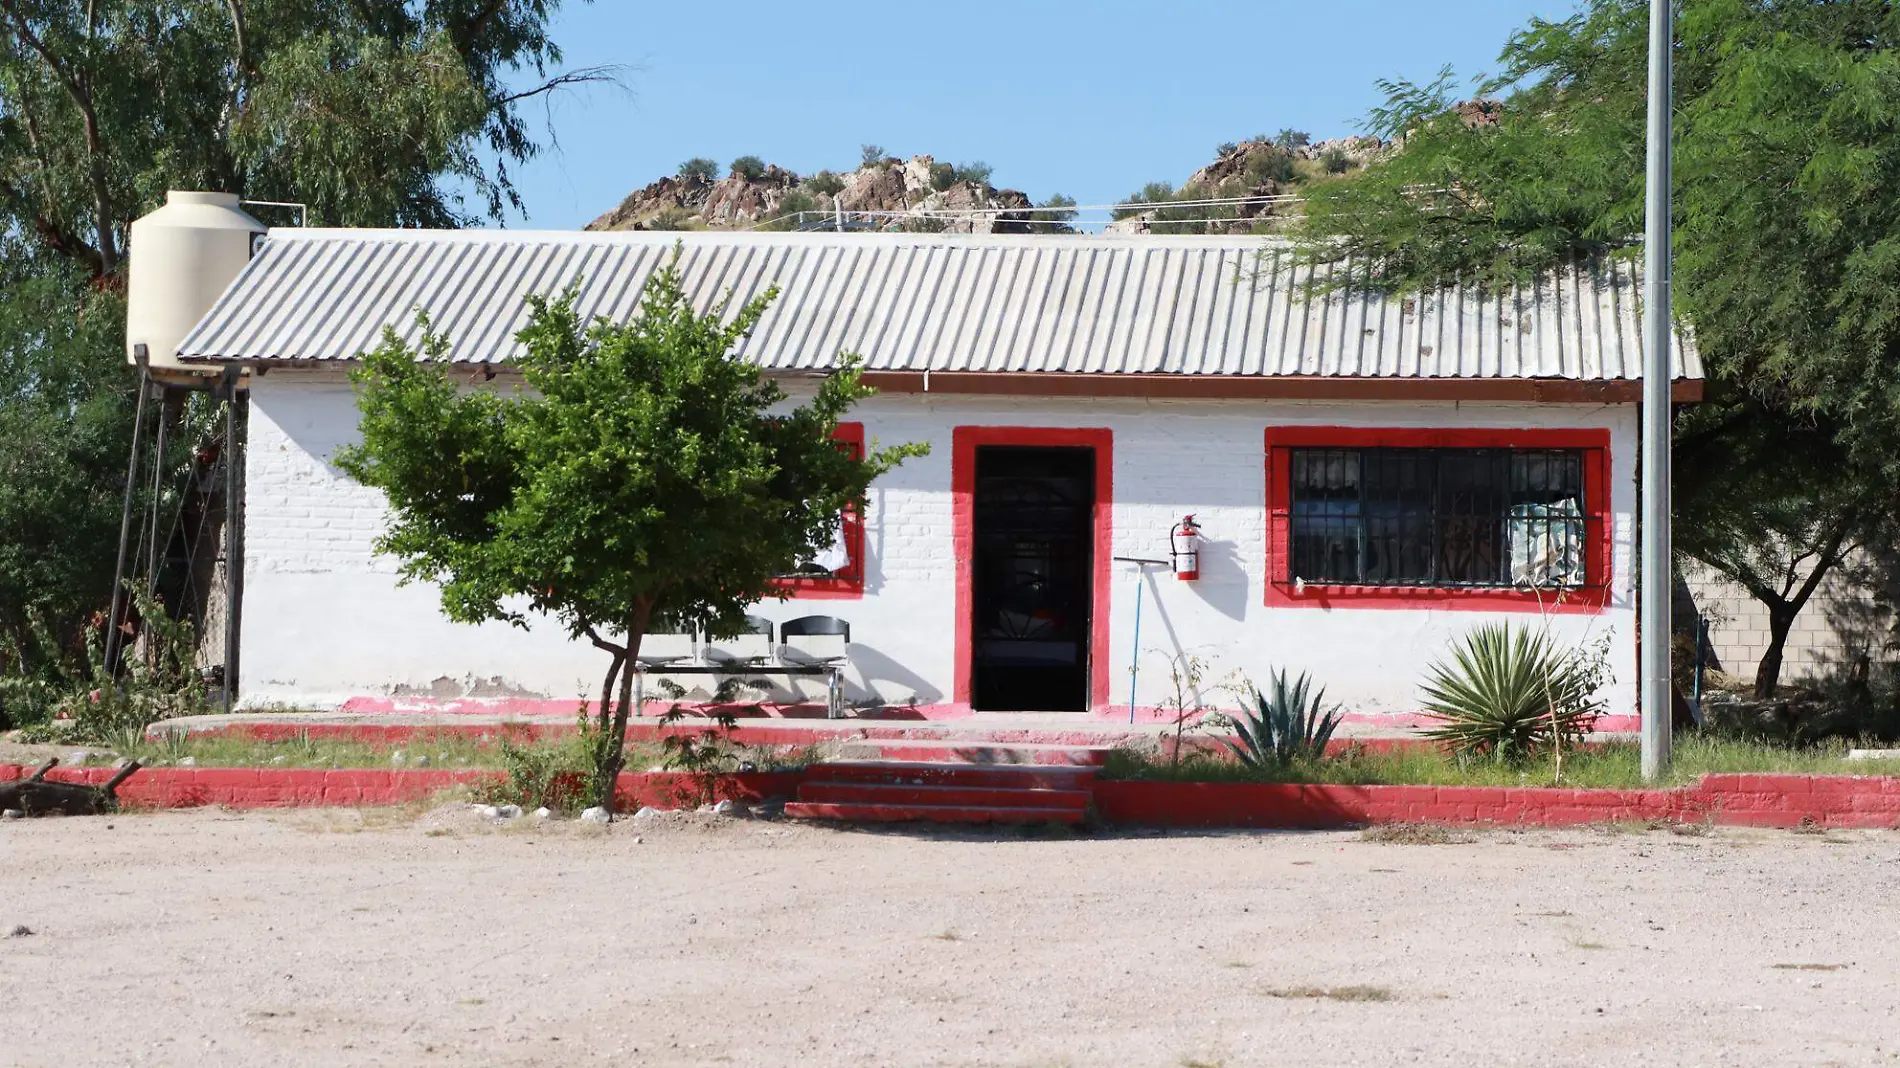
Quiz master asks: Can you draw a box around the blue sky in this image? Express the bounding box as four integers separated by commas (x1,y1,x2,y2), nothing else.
499,0,1580,230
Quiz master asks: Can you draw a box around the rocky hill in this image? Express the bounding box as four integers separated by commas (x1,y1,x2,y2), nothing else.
1104,133,1383,235
585,152,1054,234
585,133,1386,236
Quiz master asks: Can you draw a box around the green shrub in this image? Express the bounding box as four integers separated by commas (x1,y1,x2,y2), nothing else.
1225,669,1342,766
486,726,600,812
859,143,887,169
951,160,992,186
1273,128,1311,149
805,169,846,196
643,206,697,231
729,155,768,181
928,161,956,192
677,157,718,181
1420,624,1608,762
1032,193,1077,235
1321,146,1352,174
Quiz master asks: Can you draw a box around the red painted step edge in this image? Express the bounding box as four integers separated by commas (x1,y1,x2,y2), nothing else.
797,782,1090,811
783,801,1084,825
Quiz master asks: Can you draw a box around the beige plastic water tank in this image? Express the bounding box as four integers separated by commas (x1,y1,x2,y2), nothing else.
125,190,266,373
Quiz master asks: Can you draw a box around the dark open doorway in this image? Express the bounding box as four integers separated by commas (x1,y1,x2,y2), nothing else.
971,446,1096,712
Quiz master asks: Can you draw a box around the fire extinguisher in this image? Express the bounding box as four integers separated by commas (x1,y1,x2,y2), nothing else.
1170,515,1202,581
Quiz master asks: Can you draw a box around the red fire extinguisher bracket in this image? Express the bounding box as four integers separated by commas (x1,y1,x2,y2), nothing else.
1170,515,1202,581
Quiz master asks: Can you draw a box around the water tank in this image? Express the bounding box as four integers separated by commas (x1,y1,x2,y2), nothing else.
125,191,266,374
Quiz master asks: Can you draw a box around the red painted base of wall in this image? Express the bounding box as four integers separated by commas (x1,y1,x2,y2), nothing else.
8,764,1888,831
1094,774,1900,830
0,764,802,811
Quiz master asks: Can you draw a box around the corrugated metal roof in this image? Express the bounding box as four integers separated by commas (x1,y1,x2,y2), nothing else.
176,229,1701,381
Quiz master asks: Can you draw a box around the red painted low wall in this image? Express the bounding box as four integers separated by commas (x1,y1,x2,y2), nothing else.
0,764,804,811
1093,773,1900,830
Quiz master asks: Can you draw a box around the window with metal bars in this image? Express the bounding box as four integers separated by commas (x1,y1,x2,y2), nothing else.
1288,447,1591,589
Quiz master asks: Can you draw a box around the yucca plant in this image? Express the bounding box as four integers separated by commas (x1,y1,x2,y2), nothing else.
1420,623,1605,762
1224,668,1342,767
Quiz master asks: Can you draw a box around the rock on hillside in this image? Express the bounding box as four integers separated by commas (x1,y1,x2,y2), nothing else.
586,154,1044,234
1105,134,1385,235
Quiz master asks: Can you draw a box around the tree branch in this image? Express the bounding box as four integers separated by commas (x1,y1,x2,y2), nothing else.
494,64,626,107
0,0,117,274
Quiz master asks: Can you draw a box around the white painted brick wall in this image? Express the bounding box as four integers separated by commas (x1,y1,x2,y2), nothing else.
242,368,1641,718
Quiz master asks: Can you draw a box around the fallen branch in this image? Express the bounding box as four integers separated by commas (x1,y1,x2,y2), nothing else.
0,759,141,817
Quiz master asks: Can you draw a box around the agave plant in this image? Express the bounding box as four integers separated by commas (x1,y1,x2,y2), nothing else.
1224,669,1342,767
1420,623,1604,762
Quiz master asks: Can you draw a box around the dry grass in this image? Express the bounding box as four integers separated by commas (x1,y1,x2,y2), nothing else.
1264,984,1395,1002
1361,824,1473,845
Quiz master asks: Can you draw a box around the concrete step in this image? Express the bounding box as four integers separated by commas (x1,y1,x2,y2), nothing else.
806,760,1097,790
835,740,1109,766
798,781,1090,812
783,801,1085,825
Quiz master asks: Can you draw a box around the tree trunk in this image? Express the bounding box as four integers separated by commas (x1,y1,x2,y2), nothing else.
593,601,652,818
1754,608,1796,699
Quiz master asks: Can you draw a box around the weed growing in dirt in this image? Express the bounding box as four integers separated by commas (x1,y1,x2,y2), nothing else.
1360,824,1472,845
1263,984,1394,1002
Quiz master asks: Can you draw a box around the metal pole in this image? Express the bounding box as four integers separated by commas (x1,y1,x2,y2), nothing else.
1640,0,1675,779
104,352,152,678
143,389,170,598
221,370,240,714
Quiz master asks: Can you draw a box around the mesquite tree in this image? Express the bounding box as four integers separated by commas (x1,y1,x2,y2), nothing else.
338,257,922,812
1294,0,1900,696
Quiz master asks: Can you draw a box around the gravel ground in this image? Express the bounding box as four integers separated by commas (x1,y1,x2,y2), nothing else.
2,808,1898,1068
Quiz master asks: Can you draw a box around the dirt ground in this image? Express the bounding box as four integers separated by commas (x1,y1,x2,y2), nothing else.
3,810,1898,1068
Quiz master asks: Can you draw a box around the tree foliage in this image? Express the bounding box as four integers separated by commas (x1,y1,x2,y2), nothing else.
1,0,611,275
337,255,925,812
1296,0,1900,695
0,1,603,690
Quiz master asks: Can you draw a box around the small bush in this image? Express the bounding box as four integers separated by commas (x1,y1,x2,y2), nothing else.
859,143,887,169
1321,146,1352,174
951,160,992,186
1420,624,1608,762
760,189,819,231
805,169,846,196
729,155,768,181
1273,128,1311,149
643,206,697,231
928,161,956,192
677,157,718,181
486,726,600,812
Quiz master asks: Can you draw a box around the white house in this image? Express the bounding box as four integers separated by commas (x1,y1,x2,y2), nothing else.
174,229,1701,728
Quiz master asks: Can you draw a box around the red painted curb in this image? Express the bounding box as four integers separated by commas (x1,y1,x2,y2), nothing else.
1091,774,1900,830
0,764,803,811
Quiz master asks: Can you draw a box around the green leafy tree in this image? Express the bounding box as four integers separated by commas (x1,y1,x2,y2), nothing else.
337,255,925,813
0,1,605,686
728,155,767,181
1295,0,1900,696
0,259,129,673
858,143,886,169
1031,193,1077,235
677,157,719,181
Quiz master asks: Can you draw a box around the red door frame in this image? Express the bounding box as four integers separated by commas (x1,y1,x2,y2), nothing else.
952,427,1115,713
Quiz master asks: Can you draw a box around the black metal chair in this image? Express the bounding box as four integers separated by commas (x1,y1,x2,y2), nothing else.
780,615,851,719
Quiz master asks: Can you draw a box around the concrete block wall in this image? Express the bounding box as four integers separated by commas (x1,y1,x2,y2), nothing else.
241,368,1641,720
1681,559,1894,687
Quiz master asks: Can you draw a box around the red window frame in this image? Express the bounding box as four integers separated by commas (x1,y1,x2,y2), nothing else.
773,422,867,600
1263,426,1613,613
